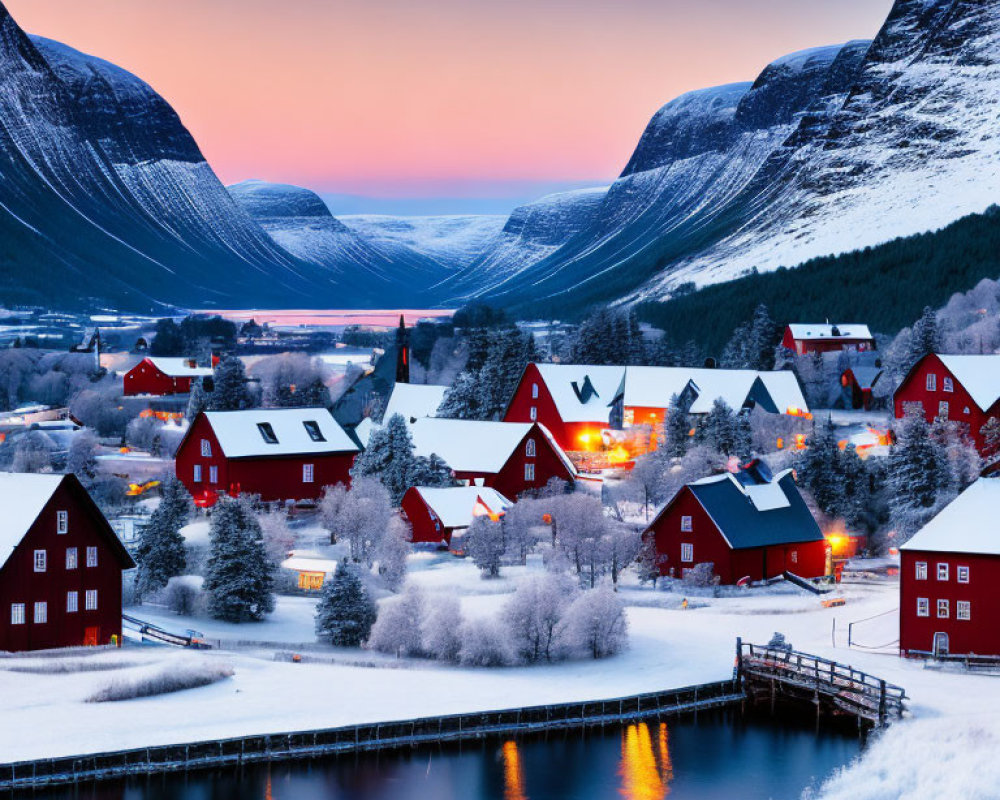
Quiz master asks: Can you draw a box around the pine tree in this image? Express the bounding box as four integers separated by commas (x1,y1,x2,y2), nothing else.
207,355,255,411
907,307,942,370
664,393,691,457
134,476,193,599
350,414,417,504
437,371,483,420
204,495,275,622
315,562,377,646
887,409,946,541
300,377,332,408
799,417,843,516
696,399,739,455
408,453,456,488
187,377,209,420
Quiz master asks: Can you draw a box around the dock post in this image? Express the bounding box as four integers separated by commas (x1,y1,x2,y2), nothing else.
878,680,887,728
735,637,743,689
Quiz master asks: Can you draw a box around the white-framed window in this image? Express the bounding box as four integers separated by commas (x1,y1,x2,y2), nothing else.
193,464,203,483
57,510,68,534
34,602,47,624
85,590,98,611
790,550,798,564
938,401,949,418
200,439,212,457
303,463,315,483
526,439,536,457
531,383,539,399
957,565,970,584
524,463,535,482
680,515,693,532
681,543,694,563
209,465,219,484
943,377,954,393
529,406,537,421
10,603,25,625
66,591,78,613
915,561,928,580
34,550,46,573
957,601,971,621
66,547,78,570
964,407,971,415
937,599,950,618
926,373,937,392
917,597,929,617
937,563,949,581
86,547,98,568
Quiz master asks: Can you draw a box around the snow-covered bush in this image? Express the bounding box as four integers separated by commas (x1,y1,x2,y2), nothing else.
376,516,411,591
681,562,717,588
502,573,576,663
319,478,392,565
458,616,514,667
87,662,233,702
367,585,425,657
557,587,629,660
164,576,204,616
315,562,378,646
421,595,463,662
465,516,505,578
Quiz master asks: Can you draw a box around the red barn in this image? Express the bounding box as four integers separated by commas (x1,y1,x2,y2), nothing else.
406,418,577,499
900,478,1000,658
841,366,883,411
123,357,214,396
401,486,512,547
893,354,1000,452
176,408,359,507
782,324,875,355
642,461,829,585
0,473,134,653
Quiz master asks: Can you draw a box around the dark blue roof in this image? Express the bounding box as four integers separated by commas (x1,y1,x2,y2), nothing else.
688,471,823,550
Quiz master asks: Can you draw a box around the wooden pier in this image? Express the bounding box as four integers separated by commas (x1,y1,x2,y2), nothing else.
736,638,906,729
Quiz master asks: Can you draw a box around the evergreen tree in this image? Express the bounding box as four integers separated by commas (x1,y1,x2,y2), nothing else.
300,377,332,408
981,418,1000,461
409,453,456,488
204,495,275,622
149,319,184,356
798,417,843,516
315,561,377,646
350,414,417,504
908,306,943,369
207,355,255,411
696,399,740,456
134,476,193,599
187,377,209,420
663,394,691,457
886,409,946,541
437,371,483,420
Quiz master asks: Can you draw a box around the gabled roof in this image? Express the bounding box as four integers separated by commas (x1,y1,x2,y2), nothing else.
846,366,883,391
901,478,1000,556
383,383,448,423
144,357,214,378
201,408,359,459
786,324,874,341
936,355,1000,411
411,486,513,529
677,468,823,549
531,364,626,423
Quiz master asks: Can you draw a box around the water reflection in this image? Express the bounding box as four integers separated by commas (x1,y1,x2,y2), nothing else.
620,723,674,800
502,741,527,800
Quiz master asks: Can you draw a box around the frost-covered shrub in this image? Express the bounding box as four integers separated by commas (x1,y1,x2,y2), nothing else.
557,587,629,660
367,585,425,657
87,662,233,702
502,573,576,663
681,562,717,588
376,516,411,591
459,617,514,667
465,516,505,578
422,595,463,662
164,577,204,616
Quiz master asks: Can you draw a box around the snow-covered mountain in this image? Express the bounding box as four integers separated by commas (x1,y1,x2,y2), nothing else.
339,215,506,270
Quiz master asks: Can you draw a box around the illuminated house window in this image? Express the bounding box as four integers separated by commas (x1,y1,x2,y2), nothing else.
57,510,68,534
915,562,927,580
926,374,937,391
916,598,929,617
297,572,325,591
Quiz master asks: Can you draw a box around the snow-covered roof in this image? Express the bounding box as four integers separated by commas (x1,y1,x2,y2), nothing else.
786,324,874,342
354,417,377,448
281,555,339,574
412,486,513,529
936,355,1000,411
531,364,626,423
202,408,359,458
383,383,447,422
145,357,214,378
901,479,1000,556
0,473,64,568
754,371,810,414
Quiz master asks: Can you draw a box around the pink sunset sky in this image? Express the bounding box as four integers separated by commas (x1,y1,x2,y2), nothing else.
9,0,894,210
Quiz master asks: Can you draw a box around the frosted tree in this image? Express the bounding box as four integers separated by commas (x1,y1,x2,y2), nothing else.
319,478,393,565
626,452,666,521
557,586,629,660
11,430,54,473
204,495,275,622
187,377,209,420
436,371,483,420
408,453,456,489
66,429,100,487
458,616,514,666
500,499,542,565
207,355,255,411
907,306,943,369
502,573,576,663
367,585,425,657
422,595,464,662
981,418,1000,462
548,493,613,587
886,409,946,542
257,510,296,568
664,393,692,457
931,416,982,499
376,516,411,591
696,399,747,457
606,523,643,589
134,475,193,600
350,413,416,504
798,417,844,516
721,304,777,370
315,562,378,646
636,534,667,587
465,515,505,578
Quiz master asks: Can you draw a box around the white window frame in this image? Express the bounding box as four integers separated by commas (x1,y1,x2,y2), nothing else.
303,463,315,483
86,546,98,568
957,601,971,621
915,561,928,580
66,547,78,570
85,590,98,611
10,603,25,625
938,401,949,418
531,383,539,399
680,515,693,532
917,597,929,617
526,439,536,457
66,591,78,613
681,543,694,563
200,439,212,457
34,601,47,624
193,464,203,483
529,406,537,421
209,465,219,484
943,377,954,393
937,599,950,618
57,510,68,534
957,565,970,584
34,550,46,573
524,463,535,482
937,563,949,581
926,373,937,392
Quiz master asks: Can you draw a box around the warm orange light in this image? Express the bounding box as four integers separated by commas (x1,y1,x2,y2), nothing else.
837,439,848,451
776,437,784,450
794,434,807,450
119,446,130,454
688,428,696,437
502,741,526,800
620,723,668,800
608,446,631,464
126,479,161,497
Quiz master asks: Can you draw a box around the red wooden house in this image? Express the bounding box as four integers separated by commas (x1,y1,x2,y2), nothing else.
123,357,214,397
782,324,875,355
893,354,1000,453
0,473,134,653
176,408,359,507
642,461,829,584
841,365,883,411
406,418,577,499
900,478,1000,658
401,486,513,547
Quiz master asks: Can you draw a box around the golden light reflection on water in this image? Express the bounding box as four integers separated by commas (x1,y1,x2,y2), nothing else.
503,740,528,800
619,722,673,800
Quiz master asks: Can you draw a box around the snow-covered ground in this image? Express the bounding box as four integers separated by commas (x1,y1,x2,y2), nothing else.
0,558,994,798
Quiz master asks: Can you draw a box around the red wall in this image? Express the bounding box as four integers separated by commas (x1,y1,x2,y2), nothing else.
894,354,990,450
176,414,355,506
400,489,453,546
644,487,828,585
900,550,1000,657
781,328,875,355
123,359,195,396
0,479,129,652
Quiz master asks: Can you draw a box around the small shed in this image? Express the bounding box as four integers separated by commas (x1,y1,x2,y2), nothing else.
401,486,513,547
123,357,213,397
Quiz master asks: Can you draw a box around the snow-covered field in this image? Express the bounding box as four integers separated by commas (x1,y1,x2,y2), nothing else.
0,559,995,798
